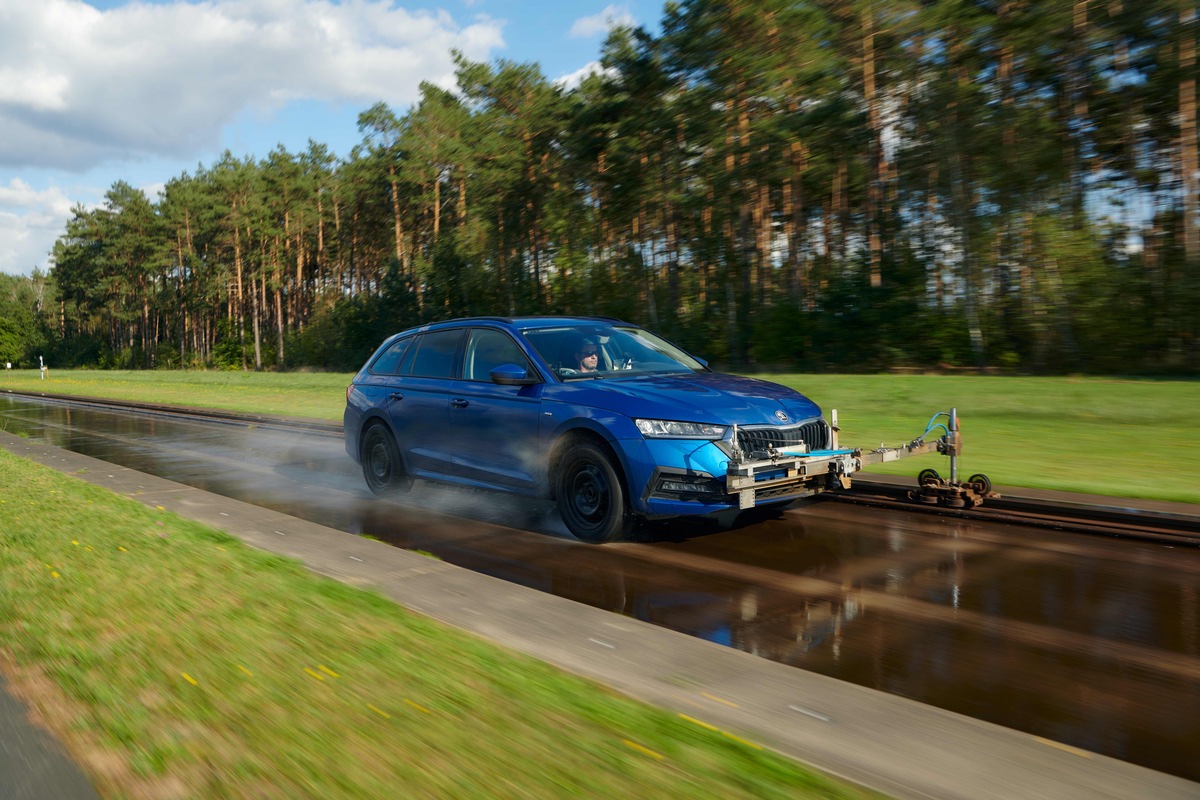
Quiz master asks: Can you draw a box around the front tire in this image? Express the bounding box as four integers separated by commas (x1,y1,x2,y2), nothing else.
361,423,411,495
556,441,632,544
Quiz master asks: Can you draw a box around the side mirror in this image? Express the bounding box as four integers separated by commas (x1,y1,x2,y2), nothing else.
490,364,541,386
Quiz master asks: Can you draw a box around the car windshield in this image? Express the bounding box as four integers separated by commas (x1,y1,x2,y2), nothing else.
521,323,705,380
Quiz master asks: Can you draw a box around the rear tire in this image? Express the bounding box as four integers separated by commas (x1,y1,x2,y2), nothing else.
556,441,632,544
361,423,411,495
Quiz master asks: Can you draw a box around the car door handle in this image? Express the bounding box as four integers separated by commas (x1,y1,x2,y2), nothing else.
450,398,469,408
388,392,404,402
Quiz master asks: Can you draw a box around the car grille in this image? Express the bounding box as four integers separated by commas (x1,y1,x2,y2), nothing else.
737,420,829,455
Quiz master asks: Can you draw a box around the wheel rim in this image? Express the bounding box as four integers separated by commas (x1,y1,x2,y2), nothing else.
568,462,610,531
364,429,394,490
368,441,390,483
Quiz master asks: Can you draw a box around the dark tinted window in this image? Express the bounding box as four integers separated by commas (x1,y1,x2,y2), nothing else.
369,336,414,375
407,329,464,378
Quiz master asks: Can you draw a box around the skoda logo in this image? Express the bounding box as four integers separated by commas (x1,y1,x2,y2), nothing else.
775,410,789,423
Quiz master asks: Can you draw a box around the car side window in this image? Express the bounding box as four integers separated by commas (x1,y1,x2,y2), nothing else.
406,329,465,378
464,329,533,381
368,336,414,375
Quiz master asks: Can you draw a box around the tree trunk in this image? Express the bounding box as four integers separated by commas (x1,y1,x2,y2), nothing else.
274,260,285,368
234,220,247,371
1181,6,1198,270
862,5,883,288
250,242,262,371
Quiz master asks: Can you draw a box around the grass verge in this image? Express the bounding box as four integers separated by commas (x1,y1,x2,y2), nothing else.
0,446,882,800
3,369,1197,503
771,374,1200,504
0,369,352,420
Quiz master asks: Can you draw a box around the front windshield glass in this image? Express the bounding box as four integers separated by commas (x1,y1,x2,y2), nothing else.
520,323,705,380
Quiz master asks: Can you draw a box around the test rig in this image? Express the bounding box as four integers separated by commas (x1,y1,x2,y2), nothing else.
724,408,995,510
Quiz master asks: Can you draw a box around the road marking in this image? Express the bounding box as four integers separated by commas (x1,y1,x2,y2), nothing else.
588,638,616,649
1035,737,1092,758
679,714,718,731
701,692,739,708
623,740,664,760
788,705,831,722
349,556,363,562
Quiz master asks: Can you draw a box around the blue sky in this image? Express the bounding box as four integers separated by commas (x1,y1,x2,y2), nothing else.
0,0,663,277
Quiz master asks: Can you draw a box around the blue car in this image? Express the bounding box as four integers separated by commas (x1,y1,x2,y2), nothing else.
344,316,837,543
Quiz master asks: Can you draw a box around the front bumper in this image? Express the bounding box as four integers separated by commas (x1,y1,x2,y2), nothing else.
634,430,949,517
633,438,844,517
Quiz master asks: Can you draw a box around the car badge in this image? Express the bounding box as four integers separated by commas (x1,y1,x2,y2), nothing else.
775,410,789,423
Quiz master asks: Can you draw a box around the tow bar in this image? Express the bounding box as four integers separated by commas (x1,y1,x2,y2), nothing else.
725,407,997,510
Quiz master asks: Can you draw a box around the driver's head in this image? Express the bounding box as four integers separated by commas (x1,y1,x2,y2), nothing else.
576,338,599,367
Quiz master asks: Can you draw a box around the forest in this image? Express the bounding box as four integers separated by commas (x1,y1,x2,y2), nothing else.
2,0,1197,374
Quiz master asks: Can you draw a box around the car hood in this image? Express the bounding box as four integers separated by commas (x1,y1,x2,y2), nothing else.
562,371,823,426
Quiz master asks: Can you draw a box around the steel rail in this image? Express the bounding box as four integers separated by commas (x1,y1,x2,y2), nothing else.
833,480,1200,546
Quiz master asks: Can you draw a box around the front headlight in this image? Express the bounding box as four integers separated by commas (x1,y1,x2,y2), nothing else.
635,419,728,439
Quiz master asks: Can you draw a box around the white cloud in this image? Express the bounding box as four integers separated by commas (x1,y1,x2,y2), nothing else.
0,179,79,276
553,61,614,91
0,0,508,275
0,0,506,172
568,5,635,39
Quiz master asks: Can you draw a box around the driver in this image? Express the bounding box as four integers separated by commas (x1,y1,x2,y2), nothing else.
575,339,600,373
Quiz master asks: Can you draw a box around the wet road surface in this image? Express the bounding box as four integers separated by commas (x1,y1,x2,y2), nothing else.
3,395,1198,781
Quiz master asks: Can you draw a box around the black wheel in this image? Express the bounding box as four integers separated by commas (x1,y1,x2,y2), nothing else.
918,468,941,486
360,423,411,495
967,473,992,495
556,441,633,544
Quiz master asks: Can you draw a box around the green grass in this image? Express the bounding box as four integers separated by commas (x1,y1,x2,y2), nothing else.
0,448,881,799
0,369,352,420
763,374,1200,504
3,369,1197,504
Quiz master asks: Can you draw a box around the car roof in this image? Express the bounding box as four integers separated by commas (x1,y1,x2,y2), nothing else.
390,315,634,336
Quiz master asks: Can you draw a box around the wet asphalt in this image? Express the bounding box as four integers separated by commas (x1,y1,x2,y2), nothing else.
2,429,1198,800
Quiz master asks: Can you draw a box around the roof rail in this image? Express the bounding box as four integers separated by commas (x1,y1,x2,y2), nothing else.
441,316,515,324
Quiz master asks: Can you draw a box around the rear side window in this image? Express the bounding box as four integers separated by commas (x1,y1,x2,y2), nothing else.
407,329,465,378
369,336,414,375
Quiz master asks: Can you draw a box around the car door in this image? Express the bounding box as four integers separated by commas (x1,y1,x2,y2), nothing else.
442,327,544,490
384,328,464,479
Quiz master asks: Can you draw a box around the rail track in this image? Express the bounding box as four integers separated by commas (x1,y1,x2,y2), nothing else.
6,387,1198,545
839,478,1200,546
